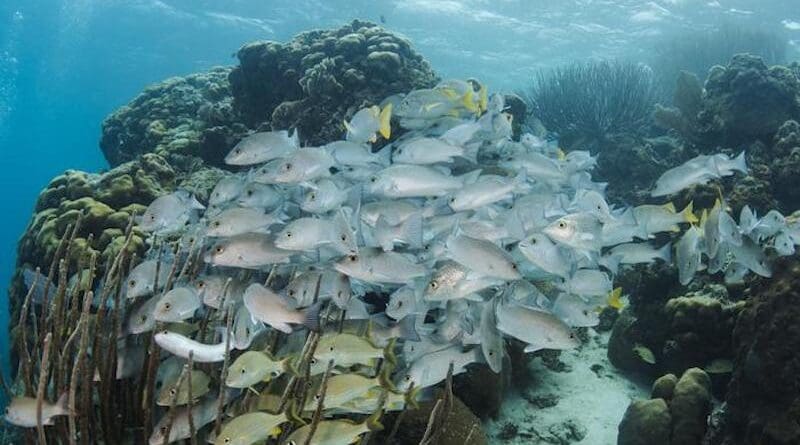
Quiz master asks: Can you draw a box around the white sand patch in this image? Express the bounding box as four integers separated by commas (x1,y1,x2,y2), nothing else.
486,330,649,444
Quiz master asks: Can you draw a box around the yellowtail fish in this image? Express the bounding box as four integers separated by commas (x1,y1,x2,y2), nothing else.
302,368,393,411
226,350,289,388
156,369,211,406
312,332,395,369
4,393,68,427
215,411,287,445
282,407,384,445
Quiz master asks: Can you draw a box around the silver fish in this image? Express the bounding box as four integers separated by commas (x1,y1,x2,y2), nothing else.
345,104,392,144
366,164,476,198
138,190,204,235
274,211,356,254
154,287,201,323
205,206,283,238
255,148,335,184
154,330,228,363
551,293,599,328
392,137,473,165
395,346,482,391
236,182,283,210
126,259,173,299
543,212,603,252
242,283,321,334
676,225,703,285
495,300,579,353
224,130,299,166
209,175,246,206
518,232,573,278
5,393,68,427
204,234,293,269
445,233,521,280
334,248,427,284
324,140,391,167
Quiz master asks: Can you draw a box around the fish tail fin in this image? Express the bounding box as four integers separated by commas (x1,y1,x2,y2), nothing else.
55,392,70,416
461,142,480,164
682,201,699,224
478,83,489,112
657,242,672,263
734,150,748,174
607,287,623,310
365,396,386,431
290,128,300,148
383,337,398,365
462,89,479,114
379,103,393,140
398,314,420,342
303,302,323,332
287,400,308,426
402,213,424,250
457,169,482,186
375,143,393,167
343,119,356,137
404,385,422,410
378,362,399,393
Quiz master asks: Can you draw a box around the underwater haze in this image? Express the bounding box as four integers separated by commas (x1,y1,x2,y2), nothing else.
2,1,800,444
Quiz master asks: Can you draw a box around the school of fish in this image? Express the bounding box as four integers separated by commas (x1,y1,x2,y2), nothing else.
12,78,800,444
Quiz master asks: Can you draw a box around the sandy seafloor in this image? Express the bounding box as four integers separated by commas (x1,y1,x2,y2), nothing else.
486,330,649,444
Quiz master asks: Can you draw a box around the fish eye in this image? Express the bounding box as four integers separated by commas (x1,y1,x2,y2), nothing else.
337,290,343,297
288,289,295,297
310,358,317,365
197,281,205,288
169,388,176,395
314,394,321,400
404,375,411,381
329,346,334,352
370,176,378,183
148,215,155,221
569,332,576,339
530,237,537,244
558,221,567,229
397,300,403,307
271,370,280,377
429,280,438,289
247,190,254,196
283,162,293,171
213,221,221,227
140,315,147,322
245,328,251,336
309,193,316,200
340,234,347,241
224,438,232,445
129,279,136,288
449,197,456,204
215,246,224,254
240,368,246,374
488,351,494,356
348,255,358,262
511,263,518,270
234,148,241,155
161,330,169,335
596,205,602,210
164,302,171,310
286,232,292,238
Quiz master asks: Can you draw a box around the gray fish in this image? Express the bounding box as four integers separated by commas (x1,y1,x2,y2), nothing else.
495,299,579,353
345,104,392,144
334,248,427,284
518,232,573,278
676,225,703,285
224,130,299,166
324,140,391,167
236,182,283,210
149,395,219,445
423,260,502,302
395,346,482,391
154,287,201,323
274,211,357,254
479,299,504,373
386,285,424,320
447,173,525,212
126,294,161,335
209,175,246,206
204,234,293,269
543,212,603,252
5,393,69,427
126,259,173,299
205,206,283,238
232,303,264,350
242,283,321,334
254,147,335,184
138,190,205,235
445,233,521,280
608,242,671,265
559,269,612,297
373,212,424,251
366,164,478,198
154,330,228,363
392,137,473,165
551,293,599,328
301,179,360,214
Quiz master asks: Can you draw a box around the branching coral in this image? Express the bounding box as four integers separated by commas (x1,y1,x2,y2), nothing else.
524,60,661,150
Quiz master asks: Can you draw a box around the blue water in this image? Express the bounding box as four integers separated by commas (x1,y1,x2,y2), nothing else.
0,0,798,385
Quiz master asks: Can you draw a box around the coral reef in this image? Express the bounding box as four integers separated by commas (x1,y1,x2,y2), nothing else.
713,258,800,444
525,60,660,151
100,67,242,167
618,368,712,445
229,19,438,146
608,265,742,382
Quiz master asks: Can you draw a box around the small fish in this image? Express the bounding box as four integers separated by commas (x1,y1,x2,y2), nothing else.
313,332,393,368
216,412,288,445
729,237,772,278
301,179,360,214
395,346,482,391
367,314,420,347
205,206,283,237
138,190,205,235
607,287,624,310
704,358,734,374
193,275,238,310
373,212,424,251
209,175,246,206
282,409,383,445
242,283,321,334
634,202,698,235
559,268,612,298
126,294,161,335
447,173,525,212
445,233,521,280
254,147,335,184
302,371,391,411
479,298,505,373
275,211,356,254
633,343,656,364
366,164,477,198
718,210,742,246
676,225,703,285
345,104,392,144
360,200,425,227
224,130,299,166
495,300,579,353
773,231,795,256
608,242,671,265
551,293,600,327
232,303,264,350
125,259,173,299
702,200,723,258
518,232,573,278
236,182,283,210
334,248,427,284
156,369,211,406
204,234,293,269
570,189,613,222
154,287,201,323
154,330,228,363
650,163,719,197
149,395,219,445
324,140,392,167
4,393,69,427
226,351,288,388
386,285,424,320
392,137,473,165
543,212,604,251
423,260,503,302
